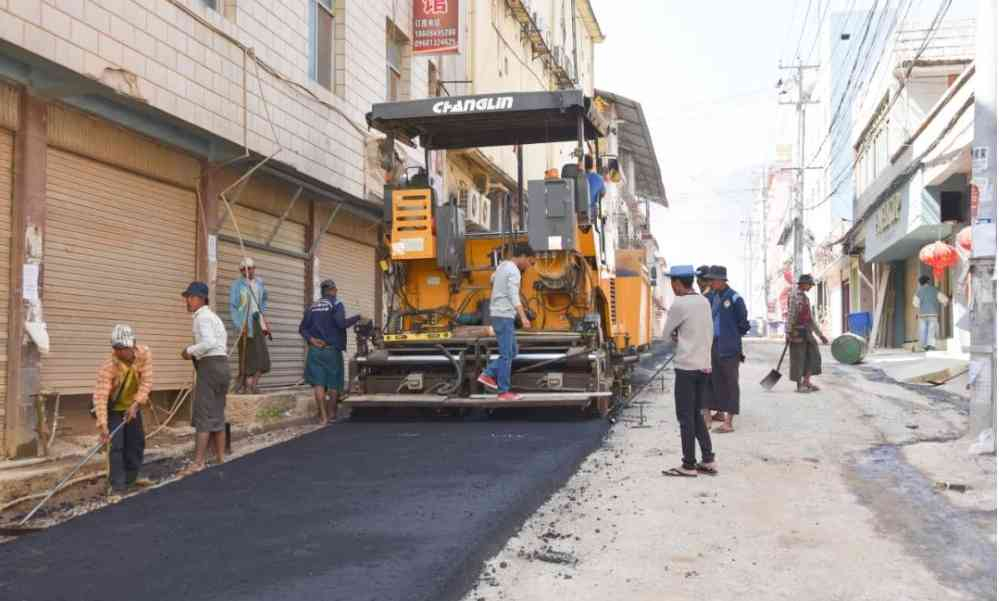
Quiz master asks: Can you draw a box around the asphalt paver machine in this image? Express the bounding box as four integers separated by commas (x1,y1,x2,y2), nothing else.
347,90,653,416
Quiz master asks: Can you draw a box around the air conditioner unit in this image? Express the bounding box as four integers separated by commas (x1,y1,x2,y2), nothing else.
465,190,491,231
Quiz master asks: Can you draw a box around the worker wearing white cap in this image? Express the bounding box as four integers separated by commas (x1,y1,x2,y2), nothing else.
229,256,271,394
92,324,154,495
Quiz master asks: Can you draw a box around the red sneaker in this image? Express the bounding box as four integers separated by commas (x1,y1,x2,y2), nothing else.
497,391,523,402
477,373,498,390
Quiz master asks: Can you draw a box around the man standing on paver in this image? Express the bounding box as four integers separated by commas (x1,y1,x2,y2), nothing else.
705,265,749,433
180,281,230,473
477,243,535,402
299,279,367,423
93,324,153,496
787,274,828,393
230,257,271,394
912,275,949,351
661,265,717,478
585,155,606,221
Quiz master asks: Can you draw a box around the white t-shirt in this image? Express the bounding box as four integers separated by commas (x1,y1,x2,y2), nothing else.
662,293,713,371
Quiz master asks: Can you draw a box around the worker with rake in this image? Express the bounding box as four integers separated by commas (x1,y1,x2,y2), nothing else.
92,324,153,496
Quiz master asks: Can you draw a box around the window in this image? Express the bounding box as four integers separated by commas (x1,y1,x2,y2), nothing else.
309,0,334,91
201,0,218,9
387,24,404,101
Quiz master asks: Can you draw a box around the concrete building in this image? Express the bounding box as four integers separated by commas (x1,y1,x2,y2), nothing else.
0,0,617,458
802,8,888,339
839,17,976,350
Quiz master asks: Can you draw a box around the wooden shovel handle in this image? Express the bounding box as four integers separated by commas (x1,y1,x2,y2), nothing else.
775,342,789,371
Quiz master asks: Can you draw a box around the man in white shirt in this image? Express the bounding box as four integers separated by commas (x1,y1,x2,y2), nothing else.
180,281,231,473
661,265,717,478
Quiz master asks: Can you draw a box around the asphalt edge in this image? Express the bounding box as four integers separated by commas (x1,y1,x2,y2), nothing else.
437,419,613,601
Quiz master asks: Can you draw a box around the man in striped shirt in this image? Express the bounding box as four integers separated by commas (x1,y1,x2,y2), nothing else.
92,324,153,495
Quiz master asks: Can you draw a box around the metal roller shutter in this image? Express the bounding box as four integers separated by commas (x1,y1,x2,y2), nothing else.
0,131,12,429
318,233,375,358
44,149,197,393
218,206,306,388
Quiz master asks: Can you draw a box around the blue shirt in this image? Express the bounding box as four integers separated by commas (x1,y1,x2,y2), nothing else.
710,286,750,358
298,295,359,351
587,172,605,212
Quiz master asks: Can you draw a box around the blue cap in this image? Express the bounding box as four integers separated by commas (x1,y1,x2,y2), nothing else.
666,265,696,278
181,281,210,298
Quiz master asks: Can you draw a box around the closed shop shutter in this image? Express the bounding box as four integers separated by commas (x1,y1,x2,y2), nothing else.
219,206,306,388
44,149,197,394
0,130,12,431
318,233,375,358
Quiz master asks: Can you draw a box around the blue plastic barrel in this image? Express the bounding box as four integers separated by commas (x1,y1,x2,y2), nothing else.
847,312,872,338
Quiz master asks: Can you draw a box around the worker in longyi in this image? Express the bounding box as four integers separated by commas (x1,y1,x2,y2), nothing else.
180,281,231,473
786,274,828,393
92,324,153,496
230,257,271,394
704,265,750,434
299,279,368,423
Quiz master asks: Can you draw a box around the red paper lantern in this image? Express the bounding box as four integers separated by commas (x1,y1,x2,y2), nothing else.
957,226,972,252
919,241,959,281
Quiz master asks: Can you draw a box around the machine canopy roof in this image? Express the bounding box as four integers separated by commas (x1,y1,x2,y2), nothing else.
366,90,607,150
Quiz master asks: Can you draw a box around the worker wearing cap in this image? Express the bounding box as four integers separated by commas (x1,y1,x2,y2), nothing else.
787,274,828,393
180,281,230,472
229,256,271,394
299,279,368,423
695,265,713,298
661,265,716,477
705,265,749,433
92,324,153,494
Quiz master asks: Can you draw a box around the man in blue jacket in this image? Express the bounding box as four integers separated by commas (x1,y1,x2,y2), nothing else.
299,279,368,423
705,265,750,433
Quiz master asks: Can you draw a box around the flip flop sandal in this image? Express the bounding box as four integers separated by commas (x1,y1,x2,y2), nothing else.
807,384,821,392
696,464,719,476
713,426,735,434
661,467,698,478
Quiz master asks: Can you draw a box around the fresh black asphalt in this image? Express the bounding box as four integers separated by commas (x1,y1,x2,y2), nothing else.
0,417,609,601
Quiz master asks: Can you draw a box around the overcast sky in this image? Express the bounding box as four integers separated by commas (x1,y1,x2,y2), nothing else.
592,0,977,311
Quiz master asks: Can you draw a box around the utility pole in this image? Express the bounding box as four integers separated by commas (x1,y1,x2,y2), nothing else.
969,0,997,454
779,63,820,280
760,168,771,328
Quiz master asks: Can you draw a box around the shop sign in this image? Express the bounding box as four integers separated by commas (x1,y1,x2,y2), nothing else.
413,0,460,56
875,191,902,234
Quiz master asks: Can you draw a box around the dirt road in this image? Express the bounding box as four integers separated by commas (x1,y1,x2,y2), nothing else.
462,339,997,601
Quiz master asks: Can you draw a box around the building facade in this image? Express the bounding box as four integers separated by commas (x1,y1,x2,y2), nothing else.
842,17,975,350
0,0,633,457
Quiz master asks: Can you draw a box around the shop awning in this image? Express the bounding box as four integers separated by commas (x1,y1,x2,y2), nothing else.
594,89,668,207
366,90,607,150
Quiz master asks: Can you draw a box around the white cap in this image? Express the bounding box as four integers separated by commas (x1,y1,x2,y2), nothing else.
240,257,255,269
111,324,136,349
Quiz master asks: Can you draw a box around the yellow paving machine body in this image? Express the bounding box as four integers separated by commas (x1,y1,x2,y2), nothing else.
348,90,654,415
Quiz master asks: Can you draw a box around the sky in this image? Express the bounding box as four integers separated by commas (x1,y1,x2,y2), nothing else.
591,0,977,311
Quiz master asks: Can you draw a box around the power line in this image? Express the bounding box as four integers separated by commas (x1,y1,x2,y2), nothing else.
807,0,956,212
803,0,885,168
809,0,921,169
793,0,817,60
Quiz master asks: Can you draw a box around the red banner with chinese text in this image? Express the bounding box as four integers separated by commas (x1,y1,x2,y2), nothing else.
413,0,460,55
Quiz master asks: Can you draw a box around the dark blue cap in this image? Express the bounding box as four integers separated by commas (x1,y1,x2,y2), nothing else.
667,265,696,278
181,281,210,298
706,265,728,281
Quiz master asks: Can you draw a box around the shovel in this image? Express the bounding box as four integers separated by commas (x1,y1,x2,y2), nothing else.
0,418,127,537
760,342,789,391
